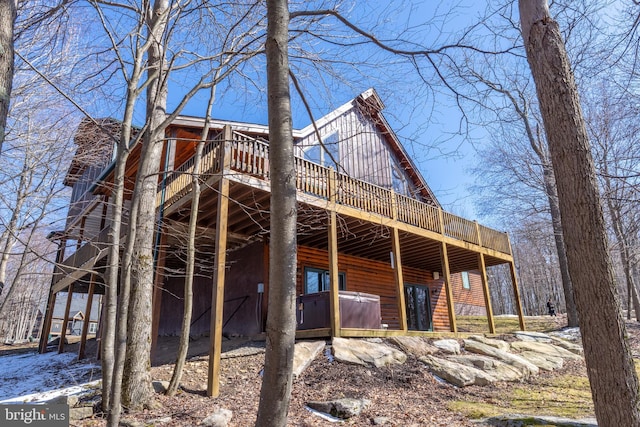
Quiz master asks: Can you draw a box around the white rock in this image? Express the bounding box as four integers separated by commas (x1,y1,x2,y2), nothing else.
467,335,511,351
332,337,406,368
432,339,461,355
510,341,582,360
419,355,494,387
202,408,233,427
463,339,539,377
293,341,326,379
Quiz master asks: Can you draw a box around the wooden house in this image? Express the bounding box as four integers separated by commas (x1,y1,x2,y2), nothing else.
39,88,524,394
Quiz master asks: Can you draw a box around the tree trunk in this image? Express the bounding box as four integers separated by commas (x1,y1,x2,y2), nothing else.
166,83,217,396
122,0,169,410
0,0,15,153
541,162,578,326
256,0,297,425
102,109,136,418
519,1,640,425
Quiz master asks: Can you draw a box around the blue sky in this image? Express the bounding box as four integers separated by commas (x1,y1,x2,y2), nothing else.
162,1,489,220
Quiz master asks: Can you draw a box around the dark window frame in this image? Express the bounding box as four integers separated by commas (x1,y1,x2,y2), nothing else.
304,266,346,294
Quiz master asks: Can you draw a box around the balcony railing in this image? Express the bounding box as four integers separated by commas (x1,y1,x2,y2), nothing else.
157,132,511,256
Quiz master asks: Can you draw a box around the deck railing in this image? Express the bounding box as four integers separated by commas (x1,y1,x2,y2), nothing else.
157,131,511,256
52,226,111,286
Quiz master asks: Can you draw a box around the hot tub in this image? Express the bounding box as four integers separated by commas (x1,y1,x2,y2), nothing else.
296,290,382,330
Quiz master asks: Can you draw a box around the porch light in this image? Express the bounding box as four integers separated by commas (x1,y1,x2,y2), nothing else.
433,271,440,280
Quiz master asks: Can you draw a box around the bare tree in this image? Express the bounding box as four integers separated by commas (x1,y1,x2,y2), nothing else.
0,0,16,153
256,0,297,425
519,1,640,424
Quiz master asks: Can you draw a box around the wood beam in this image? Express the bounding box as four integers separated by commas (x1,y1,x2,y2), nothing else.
78,277,96,359
58,283,74,354
40,237,67,353
478,253,496,334
509,260,526,331
390,193,408,332
440,242,457,333
391,227,407,332
151,232,168,360
38,291,57,354
328,170,341,337
208,125,231,398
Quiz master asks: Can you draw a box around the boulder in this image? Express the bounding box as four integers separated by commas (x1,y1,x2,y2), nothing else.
292,341,325,379
549,336,584,355
307,398,370,419
419,355,494,387
389,336,438,358
152,380,170,394
514,331,554,343
467,335,511,352
332,337,406,367
47,394,79,407
447,354,524,382
463,339,539,377
69,406,94,421
518,351,564,371
202,408,233,427
432,339,461,354
510,341,582,360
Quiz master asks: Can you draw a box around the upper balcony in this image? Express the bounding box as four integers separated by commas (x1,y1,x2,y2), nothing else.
158,129,512,258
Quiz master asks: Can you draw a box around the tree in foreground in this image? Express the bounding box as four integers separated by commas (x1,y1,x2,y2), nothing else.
519,1,640,425
255,0,297,425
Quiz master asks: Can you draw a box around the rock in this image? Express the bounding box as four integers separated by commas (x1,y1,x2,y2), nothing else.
419,355,494,387
517,351,564,371
332,337,406,367
389,336,438,357
47,394,79,407
293,341,325,379
463,339,539,377
549,336,584,355
549,327,582,342
307,398,370,419
467,335,511,352
514,331,554,343
510,341,583,360
373,416,392,425
152,380,170,394
202,408,233,427
69,406,94,421
432,339,461,354
447,355,523,382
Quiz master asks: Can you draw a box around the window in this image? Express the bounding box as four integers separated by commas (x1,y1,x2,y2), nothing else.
461,271,470,290
303,131,340,169
304,267,346,294
89,322,97,334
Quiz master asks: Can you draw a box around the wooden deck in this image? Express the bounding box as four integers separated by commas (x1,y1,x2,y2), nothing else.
158,131,512,257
